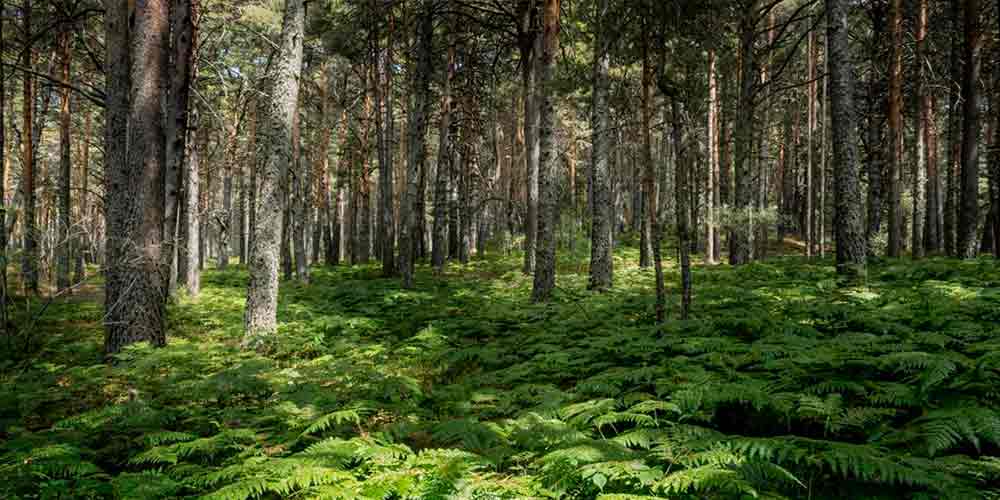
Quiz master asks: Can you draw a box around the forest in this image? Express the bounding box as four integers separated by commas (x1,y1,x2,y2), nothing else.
1,0,1000,498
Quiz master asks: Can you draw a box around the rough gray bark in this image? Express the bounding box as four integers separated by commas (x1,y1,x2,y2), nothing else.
994,0,1000,258
519,0,540,275
56,28,72,291
705,48,718,266
178,109,201,296
244,0,304,343
400,6,432,288
431,25,455,272
828,0,866,278
957,0,981,259
292,106,308,282
588,0,612,291
864,2,885,256
944,0,962,256
530,0,559,302
104,0,169,355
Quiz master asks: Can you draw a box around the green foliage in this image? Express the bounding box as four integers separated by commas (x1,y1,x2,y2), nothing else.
3,255,1000,498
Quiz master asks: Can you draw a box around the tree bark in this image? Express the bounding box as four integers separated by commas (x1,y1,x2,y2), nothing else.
639,18,654,269
21,0,39,295
865,2,886,257
956,0,982,259
244,0,304,343
993,0,1000,258
730,1,755,265
104,0,169,355
519,0,540,275
56,27,72,291
374,2,396,277
706,49,719,265
531,0,560,302
400,5,432,288
911,0,928,259
432,22,455,272
671,99,691,319
944,0,962,256
178,109,201,296
886,0,904,257
828,0,866,278
588,0,613,291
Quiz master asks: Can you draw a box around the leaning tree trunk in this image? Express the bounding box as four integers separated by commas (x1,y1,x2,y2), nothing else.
588,0,613,291
104,0,169,355
957,0,981,259
56,27,72,291
828,0,866,278
531,0,560,302
400,5,432,288
244,0,304,344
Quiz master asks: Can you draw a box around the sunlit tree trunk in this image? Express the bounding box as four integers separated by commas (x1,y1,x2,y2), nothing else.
244,0,304,343
519,0,540,274
105,0,169,355
730,0,755,265
178,110,201,296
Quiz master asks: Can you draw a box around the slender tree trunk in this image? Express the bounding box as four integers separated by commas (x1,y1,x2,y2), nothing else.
865,3,886,256
886,0,904,257
639,23,654,269
671,100,691,319
291,97,308,282
244,0,304,343
400,5,432,288
911,0,928,259
588,0,613,290
520,0,540,274
993,0,1000,258
806,29,817,257
706,49,719,265
828,0,866,278
56,28,72,291
432,23,455,272
164,0,197,295
178,109,201,296
374,3,396,277
730,1,755,265
21,0,38,295
957,0,982,258
944,0,962,256
531,0,560,302
105,0,169,355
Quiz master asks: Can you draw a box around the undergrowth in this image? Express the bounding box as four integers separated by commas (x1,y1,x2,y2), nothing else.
3,250,1000,498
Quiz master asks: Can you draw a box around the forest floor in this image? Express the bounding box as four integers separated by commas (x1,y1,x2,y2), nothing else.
3,247,1000,499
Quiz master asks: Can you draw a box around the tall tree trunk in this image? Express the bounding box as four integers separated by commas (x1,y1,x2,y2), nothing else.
520,0,540,274
244,0,304,343
865,2,886,256
56,27,72,291
730,1,755,265
706,49,719,265
639,21,654,269
828,0,866,278
671,100,691,319
911,0,928,259
806,29,817,257
178,109,201,296
375,3,396,277
993,0,1000,258
0,7,6,318
105,0,169,355
432,21,454,272
886,0,904,257
957,0,982,258
291,98,308,282
944,0,963,255
400,5,432,288
531,0,560,302
588,0,613,290
21,0,38,295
